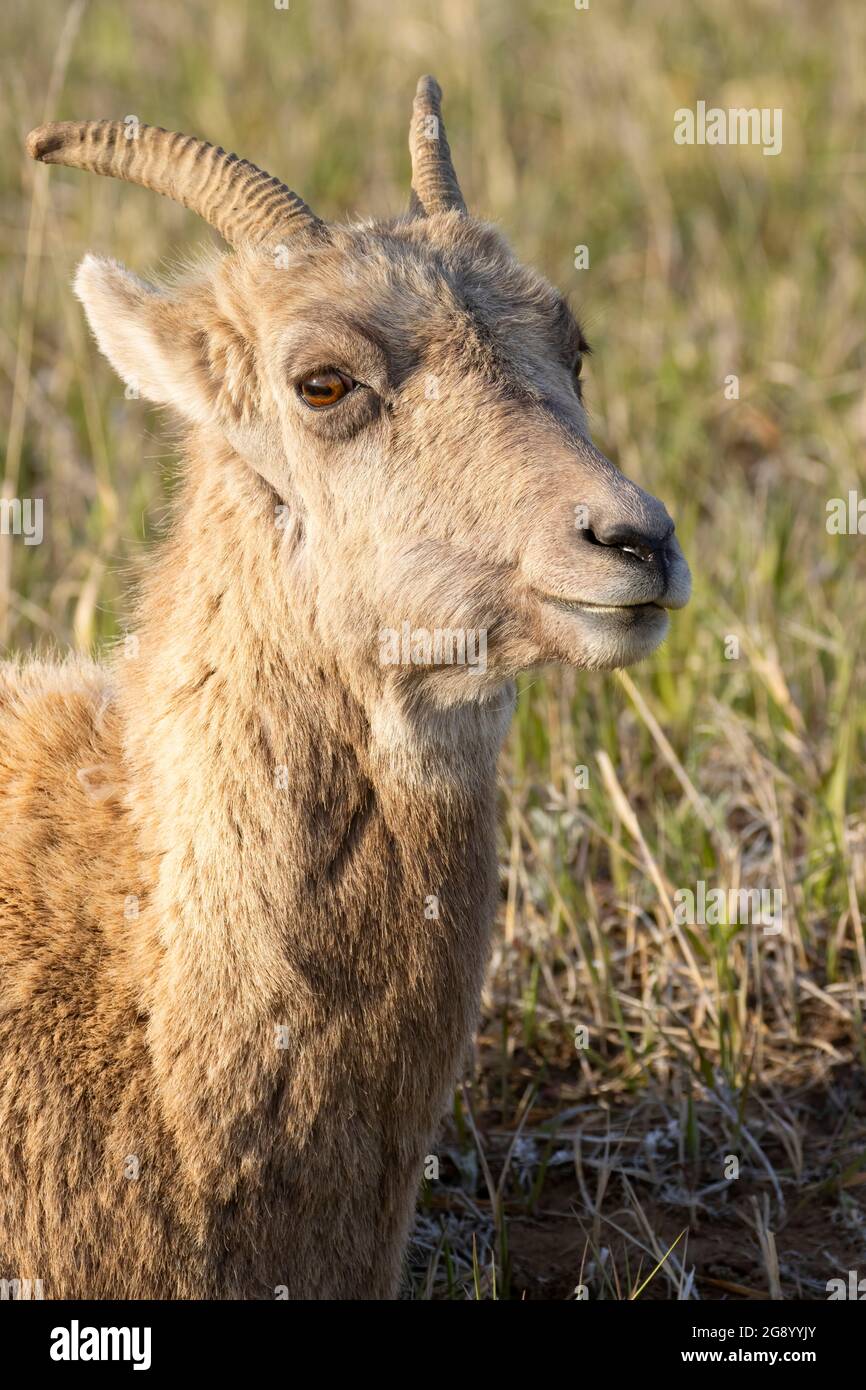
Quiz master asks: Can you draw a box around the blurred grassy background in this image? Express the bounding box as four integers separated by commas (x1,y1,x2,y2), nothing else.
2,0,865,1298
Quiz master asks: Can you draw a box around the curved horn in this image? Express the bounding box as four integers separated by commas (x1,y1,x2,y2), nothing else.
26,120,323,246
408,75,466,216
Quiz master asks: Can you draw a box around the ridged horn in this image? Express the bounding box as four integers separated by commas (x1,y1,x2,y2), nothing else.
25,120,323,246
408,75,466,216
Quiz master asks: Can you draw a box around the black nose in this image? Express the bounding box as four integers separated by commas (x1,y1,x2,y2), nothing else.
587,520,674,563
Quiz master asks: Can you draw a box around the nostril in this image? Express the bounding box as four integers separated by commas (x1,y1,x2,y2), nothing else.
621,540,658,563
592,521,674,563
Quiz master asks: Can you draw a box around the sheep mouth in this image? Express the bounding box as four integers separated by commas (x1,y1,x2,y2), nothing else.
539,595,665,616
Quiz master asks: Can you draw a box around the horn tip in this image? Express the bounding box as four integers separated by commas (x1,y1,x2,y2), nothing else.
26,123,67,163
415,74,443,103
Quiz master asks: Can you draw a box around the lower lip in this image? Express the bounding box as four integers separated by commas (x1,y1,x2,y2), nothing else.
542,597,664,617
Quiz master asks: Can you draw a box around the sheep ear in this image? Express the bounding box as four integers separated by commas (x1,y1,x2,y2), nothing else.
74,254,255,425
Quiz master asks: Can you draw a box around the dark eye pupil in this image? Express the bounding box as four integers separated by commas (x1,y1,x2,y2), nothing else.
307,376,339,398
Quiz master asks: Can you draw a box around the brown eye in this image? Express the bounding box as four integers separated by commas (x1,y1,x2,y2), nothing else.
299,369,354,408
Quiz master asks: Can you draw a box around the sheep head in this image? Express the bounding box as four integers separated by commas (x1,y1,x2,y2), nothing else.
28,76,690,702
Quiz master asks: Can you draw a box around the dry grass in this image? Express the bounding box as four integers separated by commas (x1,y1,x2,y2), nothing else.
1,0,864,1299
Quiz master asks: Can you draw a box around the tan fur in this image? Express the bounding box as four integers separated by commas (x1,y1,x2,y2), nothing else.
1,93,689,1299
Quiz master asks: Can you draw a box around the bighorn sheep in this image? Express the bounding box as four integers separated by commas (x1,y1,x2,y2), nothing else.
1,77,690,1299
